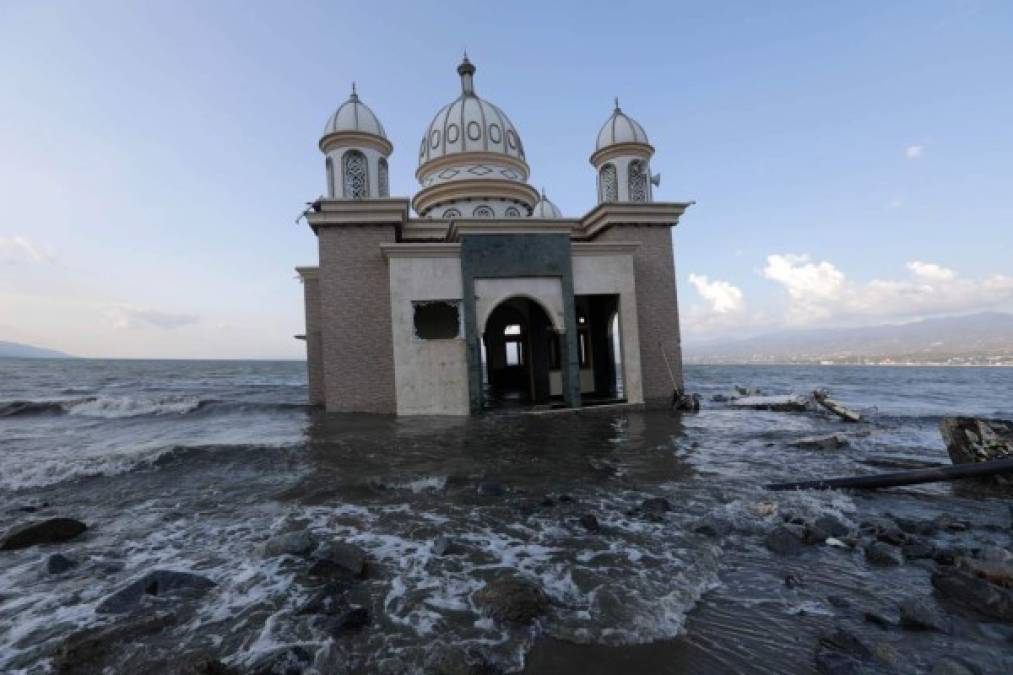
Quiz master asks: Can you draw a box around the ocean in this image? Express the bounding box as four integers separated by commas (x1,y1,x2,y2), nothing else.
1,359,1011,673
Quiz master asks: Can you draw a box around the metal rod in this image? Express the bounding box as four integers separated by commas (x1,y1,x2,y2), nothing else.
766,458,1013,492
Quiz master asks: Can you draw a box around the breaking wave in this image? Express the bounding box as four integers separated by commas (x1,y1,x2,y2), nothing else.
0,396,312,420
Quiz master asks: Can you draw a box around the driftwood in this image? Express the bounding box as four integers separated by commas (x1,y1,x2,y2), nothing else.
813,390,861,422
766,457,1013,492
729,395,809,412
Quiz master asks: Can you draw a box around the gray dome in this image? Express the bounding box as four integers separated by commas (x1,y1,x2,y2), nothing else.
323,85,387,138
418,57,525,168
596,100,649,151
530,189,562,218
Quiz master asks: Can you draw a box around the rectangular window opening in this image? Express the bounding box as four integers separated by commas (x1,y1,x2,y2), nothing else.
413,301,461,340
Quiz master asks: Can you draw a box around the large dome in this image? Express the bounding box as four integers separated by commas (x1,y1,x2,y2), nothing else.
417,56,525,170
595,100,649,151
323,85,387,139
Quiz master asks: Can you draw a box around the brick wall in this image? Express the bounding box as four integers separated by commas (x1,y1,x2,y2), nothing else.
317,225,397,413
596,224,684,404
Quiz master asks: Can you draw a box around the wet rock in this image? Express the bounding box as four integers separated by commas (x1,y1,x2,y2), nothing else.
791,434,850,450
476,480,505,497
1,517,87,550
859,516,900,535
96,569,216,614
931,657,980,675
433,535,462,557
933,514,970,532
53,611,177,673
785,574,803,589
316,606,370,637
901,538,935,560
176,654,241,675
693,514,733,538
47,552,79,574
474,575,548,626
865,541,903,567
558,494,574,503
315,540,368,578
813,514,851,538
262,531,316,557
894,516,937,536
539,496,556,507
827,595,851,609
250,645,315,675
899,597,949,632
957,556,1013,589
975,545,1013,563
934,546,967,567
863,610,894,628
939,417,1013,468
766,524,806,556
578,514,600,532
814,628,875,675
876,528,908,547
426,646,500,675
931,568,1013,622
297,582,349,615
640,497,672,514
711,394,730,403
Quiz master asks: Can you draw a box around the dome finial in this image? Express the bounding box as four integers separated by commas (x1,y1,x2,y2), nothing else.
351,81,358,100
457,52,476,95
541,186,546,199
614,96,621,111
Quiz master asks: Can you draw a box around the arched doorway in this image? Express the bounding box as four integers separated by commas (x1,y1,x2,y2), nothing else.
482,297,555,407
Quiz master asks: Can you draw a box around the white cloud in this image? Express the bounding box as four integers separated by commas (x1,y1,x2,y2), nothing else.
907,260,955,282
905,144,924,159
688,273,744,314
101,303,200,330
0,235,51,263
763,253,1013,325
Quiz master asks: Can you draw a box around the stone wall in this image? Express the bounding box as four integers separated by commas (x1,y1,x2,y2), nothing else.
300,272,325,406
595,225,683,405
317,225,397,413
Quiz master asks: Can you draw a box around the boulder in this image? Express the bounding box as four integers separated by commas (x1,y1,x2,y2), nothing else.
865,541,903,567
53,611,177,673
863,610,894,629
316,606,370,637
901,539,935,561
96,569,216,614
766,524,806,556
791,434,850,450
47,552,79,574
262,531,316,557
931,657,980,675
315,541,368,578
476,480,506,497
694,515,733,538
250,645,315,675
426,647,499,675
957,556,1013,589
931,569,1013,622
640,497,673,514
933,514,970,532
578,514,600,532
176,654,241,675
297,582,350,615
898,597,949,632
939,417,1013,467
1,517,86,550
474,576,548,626
814,628,874,675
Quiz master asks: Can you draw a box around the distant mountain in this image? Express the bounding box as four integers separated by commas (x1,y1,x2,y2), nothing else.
0,340,71,359
684,312,1013,366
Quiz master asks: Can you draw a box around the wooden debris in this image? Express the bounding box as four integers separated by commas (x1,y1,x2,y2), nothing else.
729,395,809,412
813,390,861,422
766,457,1013,492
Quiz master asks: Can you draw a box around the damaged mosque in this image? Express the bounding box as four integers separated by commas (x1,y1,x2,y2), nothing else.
295,56,692,415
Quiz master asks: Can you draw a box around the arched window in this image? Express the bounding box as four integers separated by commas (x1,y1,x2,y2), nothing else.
378,158,389,197
599,163,618,202
342,150,368,199
443,208,461,218
325,157,334,198
628,160,648,202
504,206,520,217
473,205,494,218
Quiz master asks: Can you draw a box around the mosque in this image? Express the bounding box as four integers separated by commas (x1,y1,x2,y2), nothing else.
295,56,691,415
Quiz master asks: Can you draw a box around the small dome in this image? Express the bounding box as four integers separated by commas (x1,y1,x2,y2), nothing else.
595,99,649,151
418,56,525,170
530,189,562,218
323,84,387,139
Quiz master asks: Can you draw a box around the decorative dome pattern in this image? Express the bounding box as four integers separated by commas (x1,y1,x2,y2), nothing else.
595,99,649,151
324,85,387,139
418,56,525,168
530,189,562,218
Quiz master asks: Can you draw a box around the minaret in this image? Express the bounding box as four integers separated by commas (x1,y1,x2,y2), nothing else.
320,84,393,199
590,98,656,203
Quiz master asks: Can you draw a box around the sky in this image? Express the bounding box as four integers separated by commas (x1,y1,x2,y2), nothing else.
1,1,1011,359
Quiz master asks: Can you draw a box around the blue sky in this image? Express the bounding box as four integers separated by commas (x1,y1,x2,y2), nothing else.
1,1,1011,358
